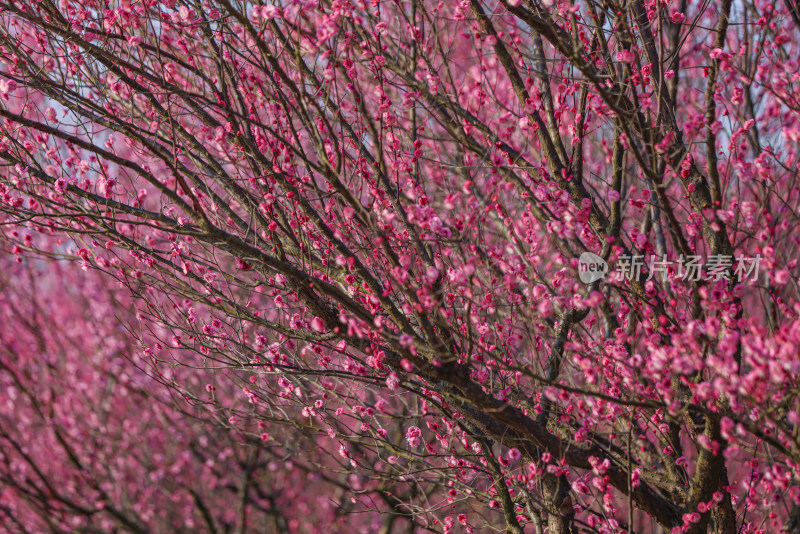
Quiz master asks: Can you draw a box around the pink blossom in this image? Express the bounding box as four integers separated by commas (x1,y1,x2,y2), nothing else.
405,426,422,447
616,49,636,63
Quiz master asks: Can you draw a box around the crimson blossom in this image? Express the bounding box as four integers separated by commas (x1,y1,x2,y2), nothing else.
1,0,800,533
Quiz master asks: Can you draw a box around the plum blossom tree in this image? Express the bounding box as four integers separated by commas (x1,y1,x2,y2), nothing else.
0,255,414,532
1,0,800,532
